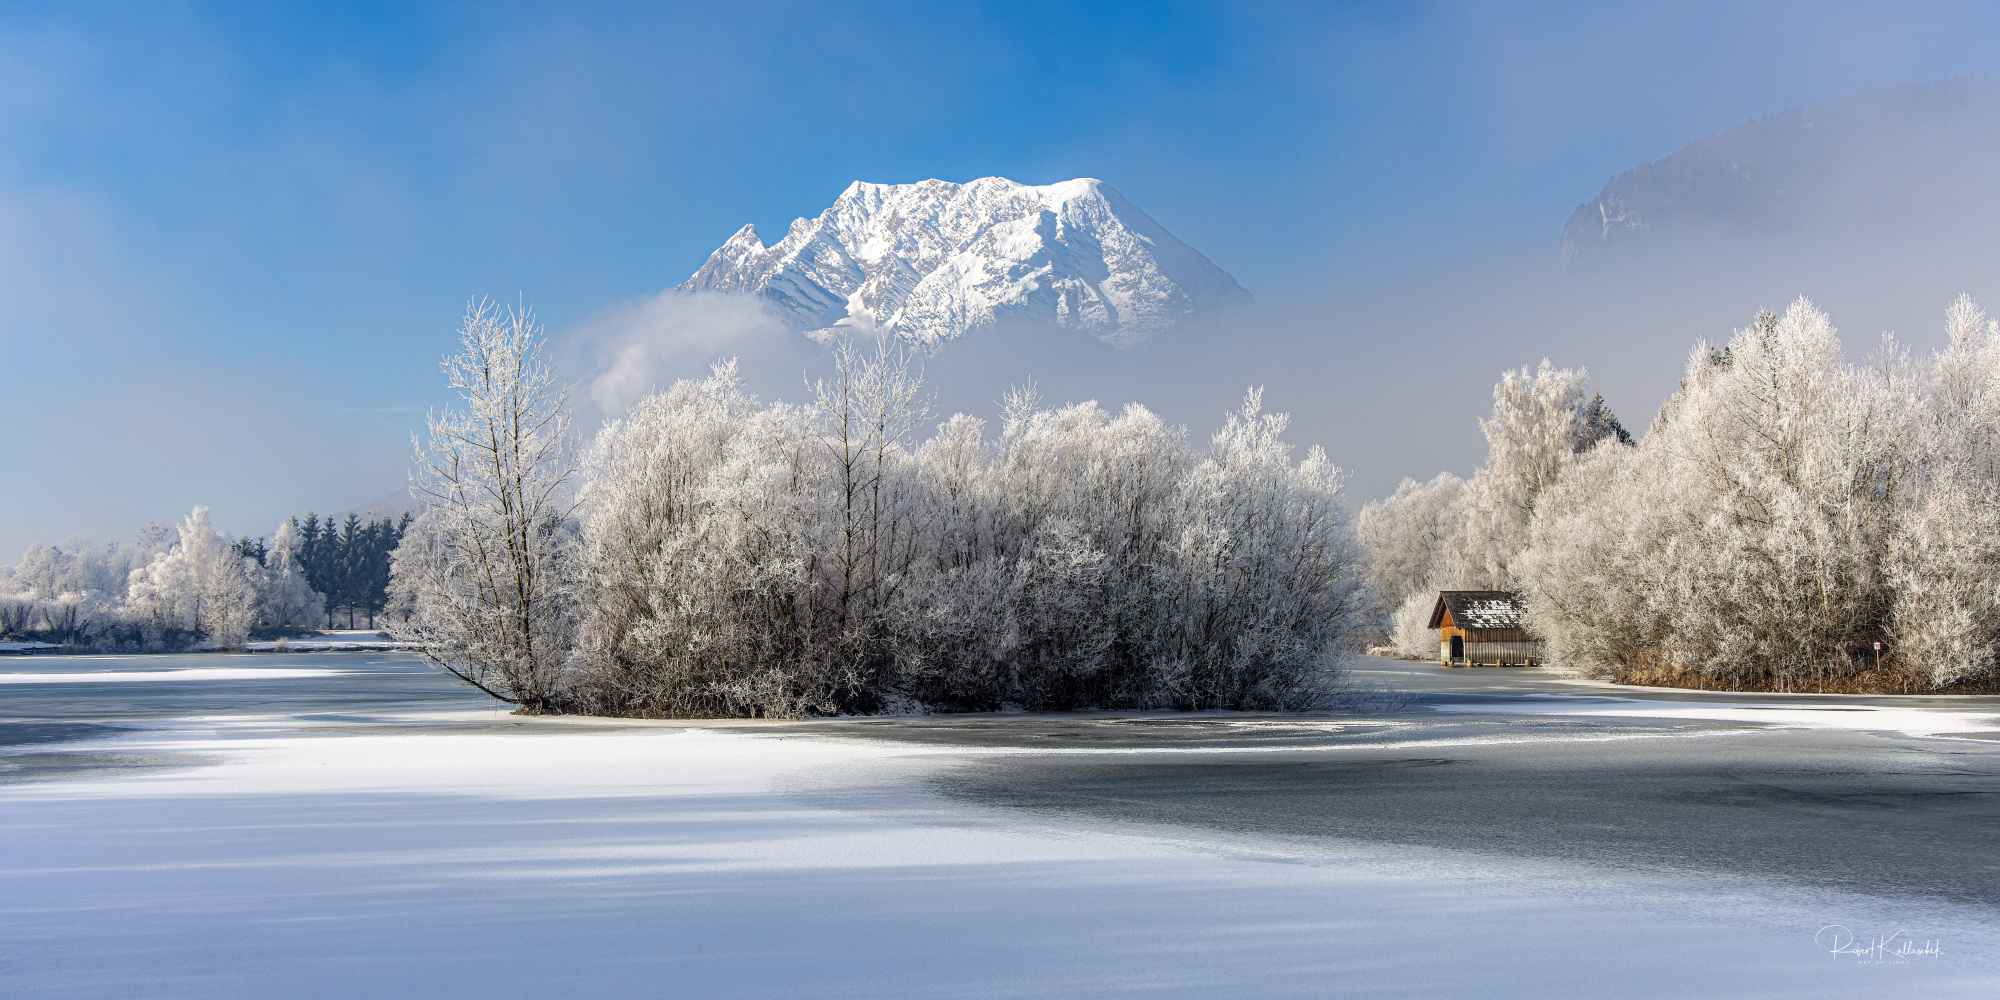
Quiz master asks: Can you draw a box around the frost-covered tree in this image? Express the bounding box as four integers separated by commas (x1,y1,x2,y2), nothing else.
1447,360,1598,590
1357,471,1468,651
126,507,262,649
0,535,144,648
132,521,178,559
1581,393,1634,446
1355,363,1625,658
3,514,325,650
1518,298,1929,688
389,300,579,711
3,537,138,603
255,518,326,631
1880,294,2000,686
808,337,931,672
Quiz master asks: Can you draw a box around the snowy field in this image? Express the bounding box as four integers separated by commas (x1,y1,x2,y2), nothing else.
2,654,1996,998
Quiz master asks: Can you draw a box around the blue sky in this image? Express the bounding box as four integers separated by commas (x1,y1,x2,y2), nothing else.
6,1,2000,556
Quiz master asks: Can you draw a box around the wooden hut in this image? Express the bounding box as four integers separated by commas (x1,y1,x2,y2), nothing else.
1428,591,1542,667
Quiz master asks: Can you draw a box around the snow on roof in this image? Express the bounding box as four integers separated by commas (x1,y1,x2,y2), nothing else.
1427,591,1528,631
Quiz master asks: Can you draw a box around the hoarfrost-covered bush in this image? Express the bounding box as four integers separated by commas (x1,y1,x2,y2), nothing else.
566,360,836,717
566,346,1370,718
0,592,154,651
1389,591,1441,660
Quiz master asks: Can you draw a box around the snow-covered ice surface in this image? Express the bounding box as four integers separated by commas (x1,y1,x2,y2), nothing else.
1429,691,2000,738
1,654,1995,998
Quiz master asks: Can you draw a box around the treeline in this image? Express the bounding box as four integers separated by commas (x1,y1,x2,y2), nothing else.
388,303,1370,717
1361,295,2000,693
0,509,322,650
292,512,411,628
0,508,411,650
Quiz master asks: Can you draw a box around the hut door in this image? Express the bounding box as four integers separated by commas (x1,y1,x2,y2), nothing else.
1449,636,1464,661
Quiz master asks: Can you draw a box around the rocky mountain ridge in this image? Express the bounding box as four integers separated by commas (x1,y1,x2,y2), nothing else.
680,176,1250,347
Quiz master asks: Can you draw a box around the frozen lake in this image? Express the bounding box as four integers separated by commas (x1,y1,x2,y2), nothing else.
2,652,1997,997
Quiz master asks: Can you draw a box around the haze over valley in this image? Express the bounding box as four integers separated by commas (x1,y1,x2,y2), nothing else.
12,5,2000,556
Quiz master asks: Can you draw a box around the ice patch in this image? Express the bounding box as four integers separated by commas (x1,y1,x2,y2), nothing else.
0,667,354,684
1429,694,2000,739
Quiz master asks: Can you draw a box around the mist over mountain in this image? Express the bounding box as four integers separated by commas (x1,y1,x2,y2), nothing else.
679,177,1251,348
1562,77,2000,260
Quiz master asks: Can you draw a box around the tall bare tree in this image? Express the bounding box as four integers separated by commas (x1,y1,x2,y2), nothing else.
390,300,578,710
811,337,930,636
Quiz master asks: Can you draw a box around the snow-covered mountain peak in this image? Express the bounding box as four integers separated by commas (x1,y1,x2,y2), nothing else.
679,176,1250,348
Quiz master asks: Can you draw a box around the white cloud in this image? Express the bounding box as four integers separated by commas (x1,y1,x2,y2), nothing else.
559,289,816,424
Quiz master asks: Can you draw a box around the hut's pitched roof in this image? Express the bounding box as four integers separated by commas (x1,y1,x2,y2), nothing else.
1427,591,1527,630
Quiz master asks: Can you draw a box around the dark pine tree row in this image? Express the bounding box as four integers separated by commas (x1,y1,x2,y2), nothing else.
294,512,414,629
